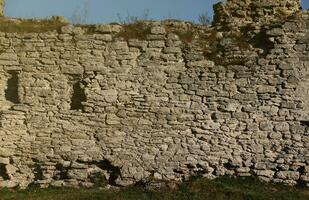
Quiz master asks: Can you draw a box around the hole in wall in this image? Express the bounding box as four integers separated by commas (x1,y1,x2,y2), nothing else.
296,166,307,187
98,159,121,186
70,76,86,111
211,113,217,120
5,71,20,104
223,163,235,170
33,163,44,181
76,159,121,186
300,120,309,127
54,163,69,180
173,169,184,174
298,166,305,174
300,121,309,135
0,164,10,180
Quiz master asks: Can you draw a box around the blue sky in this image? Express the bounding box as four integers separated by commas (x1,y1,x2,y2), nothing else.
4,0,309,24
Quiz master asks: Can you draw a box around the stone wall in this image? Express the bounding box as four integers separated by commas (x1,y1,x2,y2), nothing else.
0,0,308,188
213,0,301,29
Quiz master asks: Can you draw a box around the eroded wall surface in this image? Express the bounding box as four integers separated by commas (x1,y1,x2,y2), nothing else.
0,0,308,188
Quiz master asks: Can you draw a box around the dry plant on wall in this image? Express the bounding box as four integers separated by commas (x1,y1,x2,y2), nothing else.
198,11,211,25
117,9,151,24
70,0,90,24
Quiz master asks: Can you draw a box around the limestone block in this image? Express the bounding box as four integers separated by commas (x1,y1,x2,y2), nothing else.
225,103,239,112
138,118,152,125
1,181,19,189
256,170,275,178
236,167,250,173
259,121,274,131
111,41,129,51
106,114,120,125
101,89,118,103
274,122,290,132
233,93,257,101
51,180,66,187
0,147,14,157
148,41,165,48
60,64,84,74
95,24,122,33
94,34,113,42
202,121,220,130
0,157,9,164
128,39,148,48
267,28,284,36
67,169,88,180
163,47,182,54
268,132,282,139
83,62,105,72
187,60,215,68
276,171,300,181
0,53,18,61
150,26,166,35
257,86,276,93
0,60,19,65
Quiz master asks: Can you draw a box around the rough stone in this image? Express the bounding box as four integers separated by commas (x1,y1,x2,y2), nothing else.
0,0,307,189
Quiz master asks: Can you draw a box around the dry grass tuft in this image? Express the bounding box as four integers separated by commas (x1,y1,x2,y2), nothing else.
0,17,68,33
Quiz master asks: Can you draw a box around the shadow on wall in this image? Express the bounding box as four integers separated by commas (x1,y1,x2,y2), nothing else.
5,71,19,104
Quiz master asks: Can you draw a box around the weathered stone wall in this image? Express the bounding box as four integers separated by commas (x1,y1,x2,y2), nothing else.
0,0,308,189
213,0,301,29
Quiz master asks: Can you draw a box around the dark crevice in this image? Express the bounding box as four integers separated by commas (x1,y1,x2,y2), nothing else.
297,166,307,187
70,76,87,111
173,169,184,174
96,159,121,186
5,71,20,104
249,29,274,57
282,146,291,154
197,71,203,81
77,159,121,186
223,163,235,170
300,121,309,136
211,113,216,120
186,164,195,170
0,164,9,180
300,121,309,127
194,170,207,176
33,163,44,181
55,163,69,180
298,166,305,174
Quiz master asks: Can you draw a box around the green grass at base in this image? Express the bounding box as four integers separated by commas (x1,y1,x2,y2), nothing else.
0,176,308,200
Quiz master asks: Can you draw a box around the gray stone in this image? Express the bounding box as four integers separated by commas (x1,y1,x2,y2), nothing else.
0,1,307,189
151,26,166,35
0,157,9,164
256,170,275,178
259,121,274,131
274,122,290,132
106,114,120,125
276,171,300,181
267,28,284,36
